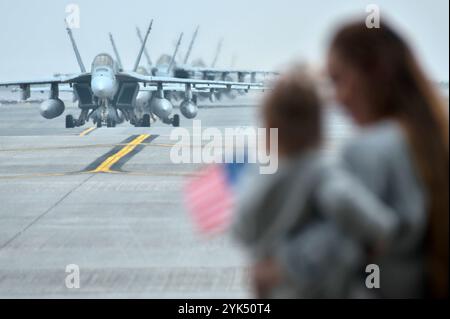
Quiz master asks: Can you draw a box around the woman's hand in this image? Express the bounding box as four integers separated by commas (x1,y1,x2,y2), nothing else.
252,257,284,298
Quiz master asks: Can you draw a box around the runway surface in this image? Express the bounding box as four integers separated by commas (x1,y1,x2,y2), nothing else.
0,95,354,298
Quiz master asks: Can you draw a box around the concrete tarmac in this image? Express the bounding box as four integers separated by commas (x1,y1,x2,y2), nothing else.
0,95,354,298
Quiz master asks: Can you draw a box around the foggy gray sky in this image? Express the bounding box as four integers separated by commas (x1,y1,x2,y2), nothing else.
0,0,448,81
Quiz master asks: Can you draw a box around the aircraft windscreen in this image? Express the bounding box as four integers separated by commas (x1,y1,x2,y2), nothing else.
92,54,114,69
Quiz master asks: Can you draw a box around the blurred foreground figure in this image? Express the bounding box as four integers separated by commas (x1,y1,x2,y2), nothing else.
328,20,448,298
262,20,448,299
232,67,400,298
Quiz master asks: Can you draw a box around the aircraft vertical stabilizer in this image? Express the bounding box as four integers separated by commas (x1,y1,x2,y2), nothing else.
183,26,199,65
167,33,184,73
133,20,153,72
136,26,153,68
109,33,124,70
65,21,86,73
211,38,223,68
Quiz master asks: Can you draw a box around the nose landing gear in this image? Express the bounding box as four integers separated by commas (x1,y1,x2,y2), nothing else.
106,118,116,128
91,100,121,128
133,114,151,127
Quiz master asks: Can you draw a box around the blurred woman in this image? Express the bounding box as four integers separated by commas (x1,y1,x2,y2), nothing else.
257,20,448,298
330,20,448,298
233,67,401,298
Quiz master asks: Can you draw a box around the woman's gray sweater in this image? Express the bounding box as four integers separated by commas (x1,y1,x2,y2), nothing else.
232,120,420,297
278,120,427,298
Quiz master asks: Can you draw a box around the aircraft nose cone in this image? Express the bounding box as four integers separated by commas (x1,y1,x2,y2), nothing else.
91,77,115,99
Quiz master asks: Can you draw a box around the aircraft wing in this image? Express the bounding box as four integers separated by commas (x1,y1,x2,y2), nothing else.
117,72,264,89
177,66,278,75
138,83,256,92
0,73,91,87
13,83,216,94
207,69,278,75
12,85,74,93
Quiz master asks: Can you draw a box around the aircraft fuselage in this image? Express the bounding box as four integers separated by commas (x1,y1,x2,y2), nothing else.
90,53,119,100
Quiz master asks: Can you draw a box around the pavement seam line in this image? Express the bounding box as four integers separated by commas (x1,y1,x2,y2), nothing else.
0,173,95,250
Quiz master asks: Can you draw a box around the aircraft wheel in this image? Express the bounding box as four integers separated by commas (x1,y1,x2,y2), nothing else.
142,114,151,127
65,115,75,128
172,114,180,127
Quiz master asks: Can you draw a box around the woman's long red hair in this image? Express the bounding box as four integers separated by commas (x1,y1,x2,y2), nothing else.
331,21,449,298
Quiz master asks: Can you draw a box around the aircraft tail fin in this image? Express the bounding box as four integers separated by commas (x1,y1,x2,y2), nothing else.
109,33,124,70
211,38,223,68
133,20,153,72
65,21,86,73
136,26,152,68
167,32,183,73
183,26,199,65
231,54,237,68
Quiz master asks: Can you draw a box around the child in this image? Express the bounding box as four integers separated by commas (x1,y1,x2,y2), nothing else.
232,67,399,298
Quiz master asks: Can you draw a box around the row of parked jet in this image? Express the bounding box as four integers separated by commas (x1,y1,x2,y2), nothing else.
0,20,276,128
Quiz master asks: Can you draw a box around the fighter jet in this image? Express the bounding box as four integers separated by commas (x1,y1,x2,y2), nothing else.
133,26,269,104
172,29,278,85
137,25,277,84
108,29,207,119
0,21,263,128
154,27,277,102
135,25,183,77
136,27,226,107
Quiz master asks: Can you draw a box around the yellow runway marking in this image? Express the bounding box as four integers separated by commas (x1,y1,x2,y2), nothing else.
79,127,96,137
90,134,150,173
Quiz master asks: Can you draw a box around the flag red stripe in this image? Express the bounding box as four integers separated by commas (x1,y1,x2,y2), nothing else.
184,164,234,235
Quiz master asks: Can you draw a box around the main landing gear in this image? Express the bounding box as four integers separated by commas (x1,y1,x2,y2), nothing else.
172,114,180,127
65,114,75,128
65,109,88,128
162,114,180,127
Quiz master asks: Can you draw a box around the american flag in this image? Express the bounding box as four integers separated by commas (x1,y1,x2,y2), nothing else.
184,163,245,235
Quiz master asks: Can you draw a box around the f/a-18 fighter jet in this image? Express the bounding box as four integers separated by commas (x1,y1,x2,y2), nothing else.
136,25,277,102
0,21,263,128
139,25,277,83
